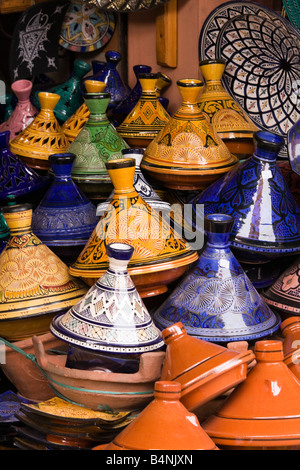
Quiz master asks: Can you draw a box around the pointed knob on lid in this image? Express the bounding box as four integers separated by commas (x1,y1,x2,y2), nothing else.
49,153,76,177
254,340,284,362
162,322,186,344
11,79,33,102
253,131,284,161
138,73,158,93
105,158,136,193
154,381,182,400
2,203,32,233
38,92,60,111
281,317,300,337
105,50,121,64
204,213,234,247
177,79,204,104
84,80,106,94
199,59,226,82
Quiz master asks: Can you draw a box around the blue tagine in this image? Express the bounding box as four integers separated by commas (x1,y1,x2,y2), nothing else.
189,131,300,264
50,243,164,373
153,213,281,342
31,153,98,264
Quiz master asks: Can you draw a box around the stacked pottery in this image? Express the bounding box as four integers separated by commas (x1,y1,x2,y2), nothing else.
96,147,171,216
0,203,87,341
0,79,38,140
62,80,106,144
31,153,98,264
280,317,300,381
9,92,69,171
69,158,198,297
141,78,238,190
93,381,218,450
117,73,171,148
159,322,255,411
68,88,128,201
31,243,166,412
202,340,300,450
191,131,300,265
0,130,48,205
153,213,281,342
288,118,300,176
112,64,152,126
198,59,257,160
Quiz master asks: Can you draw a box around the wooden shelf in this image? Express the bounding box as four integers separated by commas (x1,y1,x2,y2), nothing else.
0,0,47,14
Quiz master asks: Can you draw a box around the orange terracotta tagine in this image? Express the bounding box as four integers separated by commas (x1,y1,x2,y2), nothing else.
69,158,198,297
202,340,300,450
280,316,300,382
117,73,171,148
0,203,87,341
93,381,218,450
62,80,106,144
9,92,69,171
160,322,255,411
198,59,257,160
141,78,238,190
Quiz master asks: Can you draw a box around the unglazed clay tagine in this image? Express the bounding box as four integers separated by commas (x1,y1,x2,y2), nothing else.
50,243,164,373
94,381,218,450
202,340,300,449
0,130,48,204
9,92,69,171
62,79,106,144
0,203,87,341
141,78,238,191
68,90,128,201
117,73,171,148
0,79,38,141
198,59,257,160
96,147,171,216
31,153,98,263
32,334,165,412
160,322,255,411
69,158,198,297
191,130,300,264
153,213,281,342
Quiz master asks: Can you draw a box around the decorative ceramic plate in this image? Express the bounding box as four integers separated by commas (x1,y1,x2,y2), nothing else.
59,0,116,52
199,1,300,157
282,0,300,31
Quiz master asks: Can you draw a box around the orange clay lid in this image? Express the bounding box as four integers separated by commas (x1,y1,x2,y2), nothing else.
281,316,300,356
160,322,255,411
202,340,300,449
93,381,218,450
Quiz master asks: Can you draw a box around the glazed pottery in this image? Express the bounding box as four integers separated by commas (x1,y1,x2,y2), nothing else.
191,131,300,264
141,78,238,190
278,160,300,208
262,256,300,318
94,381,218,450
62,79,106,144
160,322,255,411
198,59,257,160
87,0,170,12
153,213,280,342
31,153,98,264
0,203,87,342
280,316,300,357
51,243,164,373
117,73,171,148
69,158,198,297
96,147,171,216
0,130,48,204
112,64,152,125
202,340,300,449
288,118,300,175
0,210,9,254
9,92,69,171
32,334,165,412
0,332,64,401
34,60,91,124
0,79,38,140
68,90,128,201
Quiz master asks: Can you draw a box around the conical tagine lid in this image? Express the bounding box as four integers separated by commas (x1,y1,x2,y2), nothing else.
198,59,257,160
202,340,300,449
191,130,300,263
141,78,238,191
153,213,281,342
51,243,164,355
160,322,255,411
94,381,218,450
69,158,198,297
31,153,98,247
62,79,106,144
9,92,69,171
262,256,300,317
117,73,171,147
0,130,47,202
0,204,87,325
